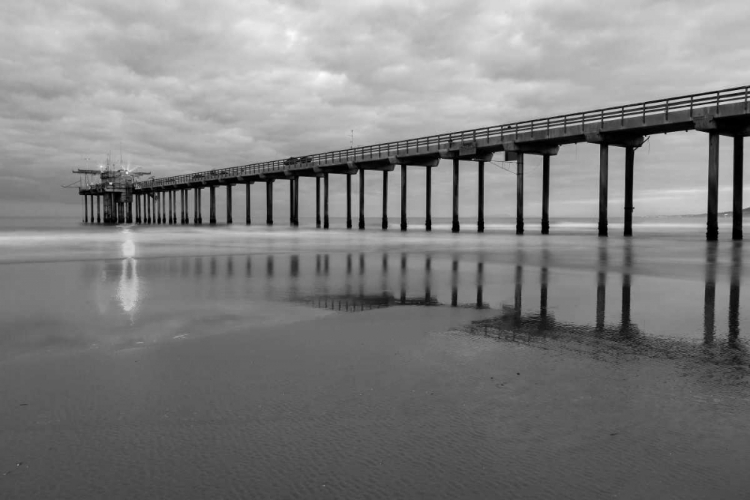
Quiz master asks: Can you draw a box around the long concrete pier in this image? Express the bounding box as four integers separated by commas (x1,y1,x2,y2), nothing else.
79,85,750,240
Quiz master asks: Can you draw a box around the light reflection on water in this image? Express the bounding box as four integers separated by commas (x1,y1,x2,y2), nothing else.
0,223,747,364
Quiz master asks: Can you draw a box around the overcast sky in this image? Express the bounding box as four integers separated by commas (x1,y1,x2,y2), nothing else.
2,0,750,220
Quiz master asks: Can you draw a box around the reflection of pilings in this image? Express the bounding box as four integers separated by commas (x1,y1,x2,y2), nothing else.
400,253,407,303
424,256,432,302
451,259,458,307
290,255,299,277
266,255,274,277
621,240,633,334
359,253,365,296
227,255,233,276
514,264,522,327
704,242,717,344
210,256,217,277
596,243,607,332
729,242,741,347
476,261,484,308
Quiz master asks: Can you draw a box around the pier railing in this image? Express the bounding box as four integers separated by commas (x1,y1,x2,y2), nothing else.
135,84,750,190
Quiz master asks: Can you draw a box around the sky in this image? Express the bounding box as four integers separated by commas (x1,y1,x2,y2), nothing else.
2,0,750,220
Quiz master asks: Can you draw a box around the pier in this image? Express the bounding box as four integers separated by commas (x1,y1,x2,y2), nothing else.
77,85,750,240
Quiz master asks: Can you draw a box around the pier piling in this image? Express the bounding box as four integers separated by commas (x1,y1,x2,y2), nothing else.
733,136,743,240
516,153,524,235
382,170,388,230
598,144,609,237
400,165,407,231
452,159,460,233
707,132,719,241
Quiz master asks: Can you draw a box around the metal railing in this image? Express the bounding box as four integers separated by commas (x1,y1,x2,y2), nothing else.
135,84,750,190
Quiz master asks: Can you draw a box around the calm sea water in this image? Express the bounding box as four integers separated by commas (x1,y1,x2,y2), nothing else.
1,215,749,498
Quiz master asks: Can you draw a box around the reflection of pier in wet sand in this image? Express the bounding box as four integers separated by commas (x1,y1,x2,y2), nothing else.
136,239,745,366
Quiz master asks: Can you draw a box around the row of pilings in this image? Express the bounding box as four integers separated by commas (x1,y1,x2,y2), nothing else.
81,132,744,239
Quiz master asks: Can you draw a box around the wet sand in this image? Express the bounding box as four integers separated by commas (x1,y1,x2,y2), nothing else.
1,220,750,498
2,305,750,499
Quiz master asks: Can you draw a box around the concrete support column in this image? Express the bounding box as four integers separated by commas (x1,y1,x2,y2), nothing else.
167,191,173,225
90,195,95,223
426,167,432,231
289,179,294,226
226,185,232,224
324,173,329,229
172,191,176,224
732,136,743,240
134,195,139,224
382,170,388,230
358,169,365,230
707,132,720,241
400,165,407,231
84,196,89,223
245,184,251,225
193,189,198,224
294,177,299,226
97,195,101,224
153,193,158,224
598,144,609,237
127,201,132,224
198,188,203,224
179,190,184,224
316,177,321,228
209,186,216,224
624,146,635,237
266,181,273,225
346,174,353,229
477,160,485,233
542,155,550,235
162,192,167,224
452,159,460,233
516,153,524,235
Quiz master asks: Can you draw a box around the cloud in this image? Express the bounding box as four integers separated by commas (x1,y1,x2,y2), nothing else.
1,0,749,218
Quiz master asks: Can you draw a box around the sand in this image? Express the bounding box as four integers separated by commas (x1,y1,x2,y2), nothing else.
2,305,750,499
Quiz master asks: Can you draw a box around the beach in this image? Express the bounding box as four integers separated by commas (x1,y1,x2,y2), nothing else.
1,217,749,499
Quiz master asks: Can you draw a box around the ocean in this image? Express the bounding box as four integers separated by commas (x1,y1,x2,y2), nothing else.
0,215,749,498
